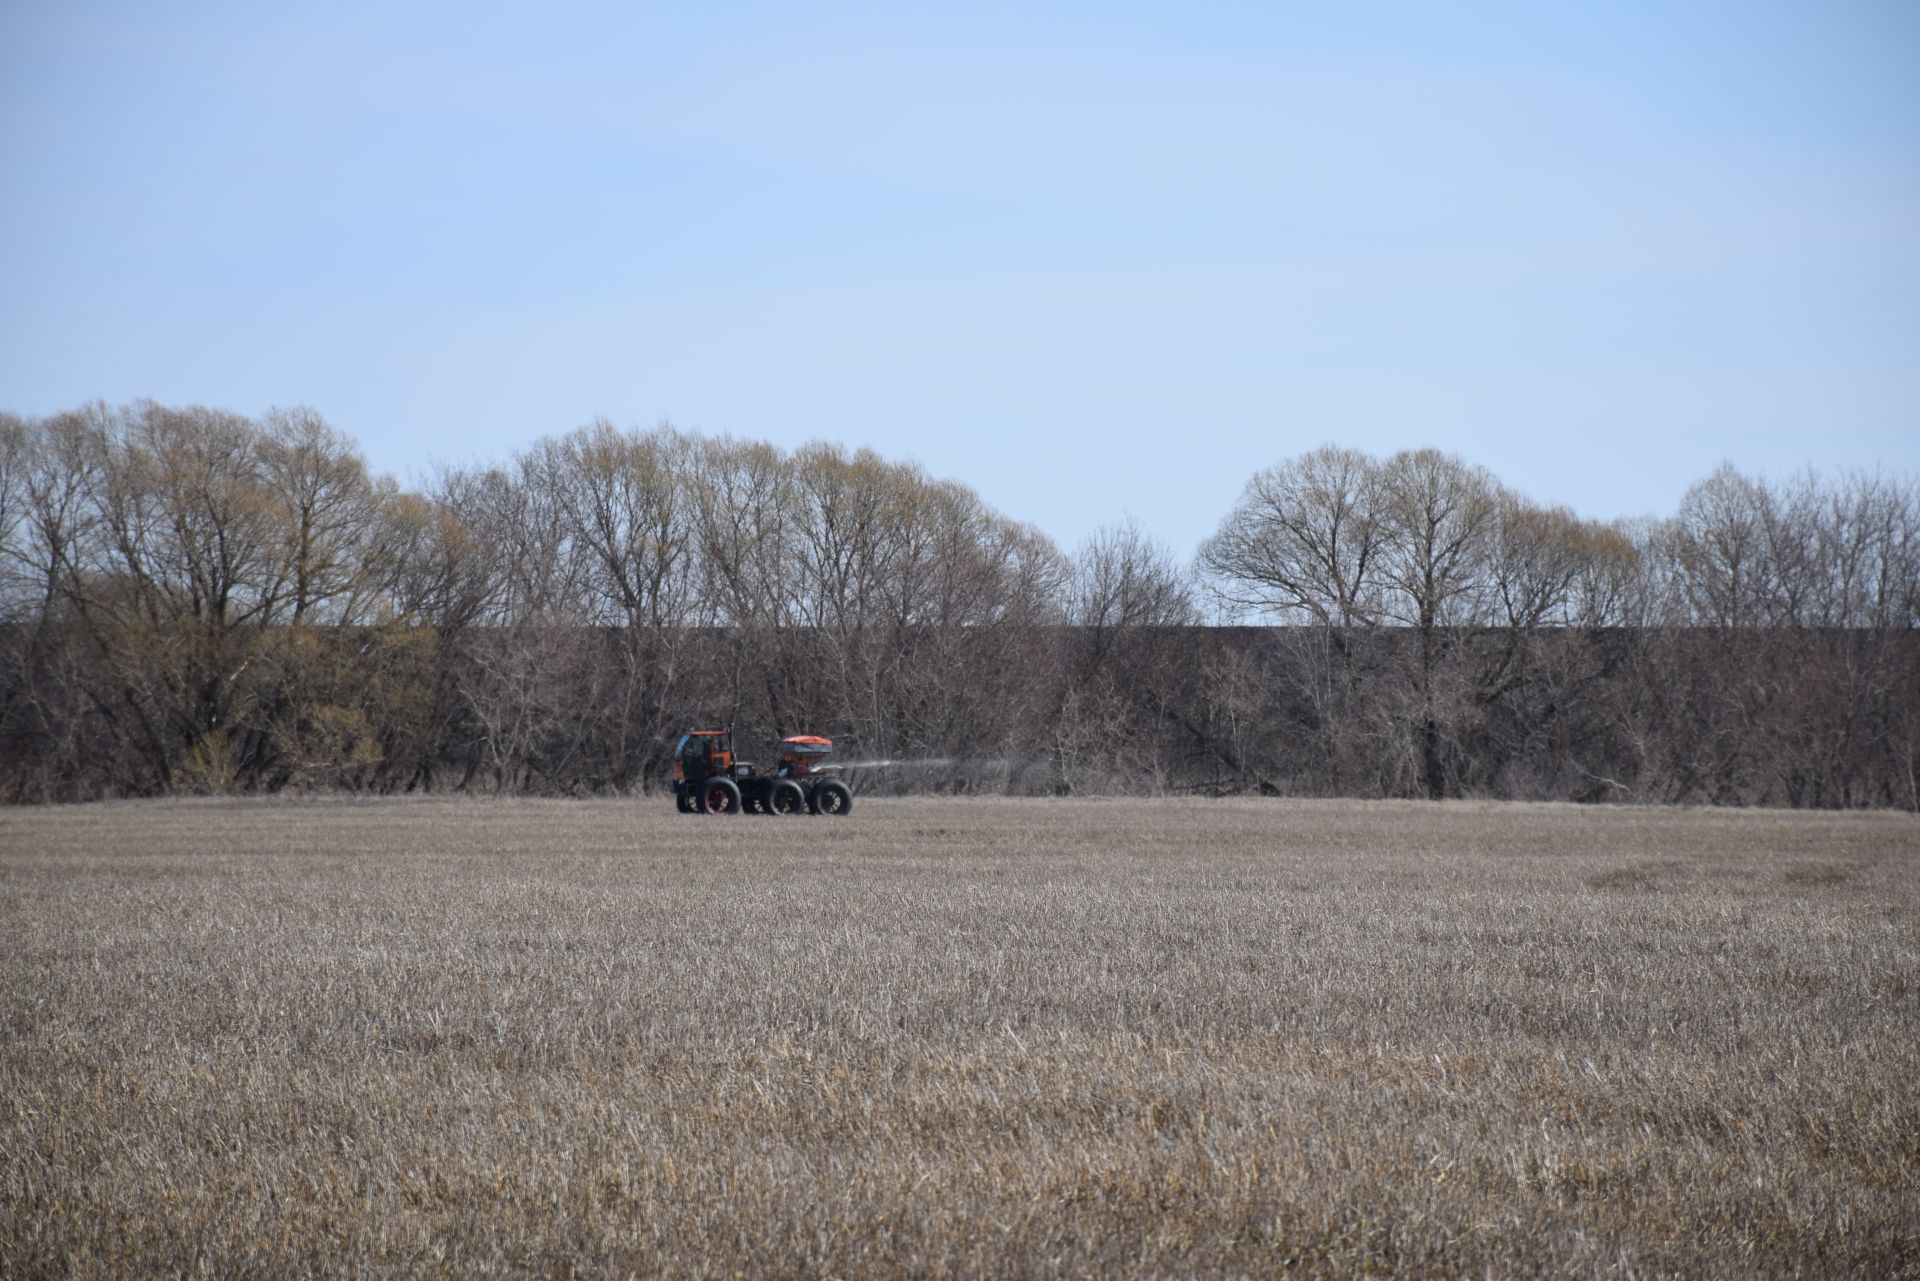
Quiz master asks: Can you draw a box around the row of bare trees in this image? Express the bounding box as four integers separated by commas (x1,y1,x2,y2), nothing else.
2,403,1915,806
1190,447,1920,806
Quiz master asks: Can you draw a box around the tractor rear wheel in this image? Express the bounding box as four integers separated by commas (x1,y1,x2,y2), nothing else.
769,779,805,815
811,779,853,816
699,777,742,815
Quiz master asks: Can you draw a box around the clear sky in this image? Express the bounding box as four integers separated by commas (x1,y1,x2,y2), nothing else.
3,0,1916,557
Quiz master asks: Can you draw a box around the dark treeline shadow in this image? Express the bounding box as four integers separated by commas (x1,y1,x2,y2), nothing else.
1,404,1915,807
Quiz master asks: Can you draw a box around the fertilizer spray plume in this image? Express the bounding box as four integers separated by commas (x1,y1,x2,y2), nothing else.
831,756,1018,771
832,757,956,770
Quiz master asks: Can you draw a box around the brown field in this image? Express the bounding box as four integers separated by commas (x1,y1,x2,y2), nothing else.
2,797,1916,1279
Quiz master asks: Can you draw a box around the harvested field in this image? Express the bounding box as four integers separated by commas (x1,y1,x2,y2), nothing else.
1,797,1916,1278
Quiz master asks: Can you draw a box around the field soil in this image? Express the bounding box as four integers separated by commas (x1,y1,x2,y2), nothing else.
2,796,1916,1278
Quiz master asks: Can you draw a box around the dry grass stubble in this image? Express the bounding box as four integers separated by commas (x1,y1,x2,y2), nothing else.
2,797,1916,1277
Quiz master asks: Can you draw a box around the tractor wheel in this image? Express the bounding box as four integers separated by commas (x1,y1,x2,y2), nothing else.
811,779,853,817
699,777,742,815
675,790,694,814
769,779,805,815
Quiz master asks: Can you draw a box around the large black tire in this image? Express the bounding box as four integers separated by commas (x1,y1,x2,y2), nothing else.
769,779,805,815
675,790,694,814
811,779,853,817
699,777,742,815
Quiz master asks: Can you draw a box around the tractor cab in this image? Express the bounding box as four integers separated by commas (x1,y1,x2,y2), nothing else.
673,729,734,787
776,735,834,778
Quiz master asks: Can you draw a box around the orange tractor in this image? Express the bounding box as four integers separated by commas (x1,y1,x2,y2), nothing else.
671,728,854,816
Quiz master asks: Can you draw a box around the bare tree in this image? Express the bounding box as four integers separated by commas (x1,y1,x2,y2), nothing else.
1197,444,1384,626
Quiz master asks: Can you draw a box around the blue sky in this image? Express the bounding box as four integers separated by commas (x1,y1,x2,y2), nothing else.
3,1,1916,557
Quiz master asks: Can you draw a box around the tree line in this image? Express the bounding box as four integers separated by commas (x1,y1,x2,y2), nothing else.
1,402,1915,807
